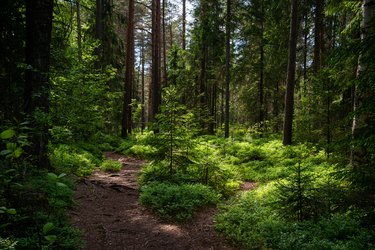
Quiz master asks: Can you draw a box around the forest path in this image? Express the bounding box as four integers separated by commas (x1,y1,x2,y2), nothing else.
70,152,235,250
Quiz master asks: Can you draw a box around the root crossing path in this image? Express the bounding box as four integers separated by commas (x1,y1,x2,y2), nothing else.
71,152,235,250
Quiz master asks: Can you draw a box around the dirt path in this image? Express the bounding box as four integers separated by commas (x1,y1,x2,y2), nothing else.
70,152,235,250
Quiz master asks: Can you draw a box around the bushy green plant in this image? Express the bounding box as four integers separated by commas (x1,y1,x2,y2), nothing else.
215,188,279,249
0,237,17,250
274,163,315,221
0,135,83,250
91,132,122,149
226,142,266,164
117,139,135,153
140,182,220,221
49,144,100,177
100,159,122,172
150,86,197,174
216,185,375,249
50,40,117,141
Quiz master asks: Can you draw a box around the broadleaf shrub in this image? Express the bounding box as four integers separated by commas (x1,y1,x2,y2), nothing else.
140,182,220,221
100,159,122,172
49,144,100,177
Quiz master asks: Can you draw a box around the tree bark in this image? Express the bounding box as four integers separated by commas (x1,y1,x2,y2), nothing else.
208,83,216,134
282,0,299,146
24,0,54,169
141,32,146,132
122,0,135,138
199,2,208,132
150,0,161,122
224,0,231,138
313,0,324,72
182,0,186,50
162,0,168,87
95,0,103,65
303,7,308,86
76,0,82,62
351,0,375,166
258,0,265,137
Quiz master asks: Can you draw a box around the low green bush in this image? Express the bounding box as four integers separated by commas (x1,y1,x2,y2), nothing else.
50,144,101,177
1,129,84,249
215,183,375,249
226,142,266,164
0,237,17,250
100,159,122,172
140,182,220,221
127,144,157,159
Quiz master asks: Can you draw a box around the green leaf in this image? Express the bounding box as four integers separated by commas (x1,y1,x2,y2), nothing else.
13,148,23,158
6,208,16,215
47,173,58,182
0,129,16,139
0,149,12,156
44,235,57,244
6,142,17,151
0,207,16,215
56,182,68,188
58,173,67,179
43,222,54,234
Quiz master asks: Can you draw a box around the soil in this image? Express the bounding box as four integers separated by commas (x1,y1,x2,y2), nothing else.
70,152,236,250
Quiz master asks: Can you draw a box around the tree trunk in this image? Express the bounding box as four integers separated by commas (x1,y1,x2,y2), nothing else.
95,0,103,65
258,0,265,137
141,32,146,132
182,0,186,50
150,0,161,122
208,83,216,134
313,0,324,72
199,2,208,132
24,0,54,169
273,81,280,133
282,0,299,146
122,0,135,138
351,0,375,166
224,0,231,138
162,0,168,87
303,7,308,87
199,44,207,130
76,0,82,62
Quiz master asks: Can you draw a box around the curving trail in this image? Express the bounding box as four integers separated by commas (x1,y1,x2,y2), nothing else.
70,152,235,250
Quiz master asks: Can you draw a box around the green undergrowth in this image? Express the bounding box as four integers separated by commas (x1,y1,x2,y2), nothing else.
99,159,122,172
209,133,375,249
116,132,157,159
131,129,375,247
215,183,375,249
1,128,84,249
50,132,125,177
0,131,127,249
140,182,219,221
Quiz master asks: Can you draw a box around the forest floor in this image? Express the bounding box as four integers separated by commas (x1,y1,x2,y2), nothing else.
70,152,236,250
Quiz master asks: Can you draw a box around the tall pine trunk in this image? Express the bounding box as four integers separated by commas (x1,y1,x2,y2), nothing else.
282,0,299,146
150,0,161,122
95,0,103,66
122,0,134,138
313,0,324,72
24,0,54,169
141,32,146,132
76,0,82,61
351,0,375,166
224,0,231,138
162,0,168,87
258,0,265,136
182,0,186,50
